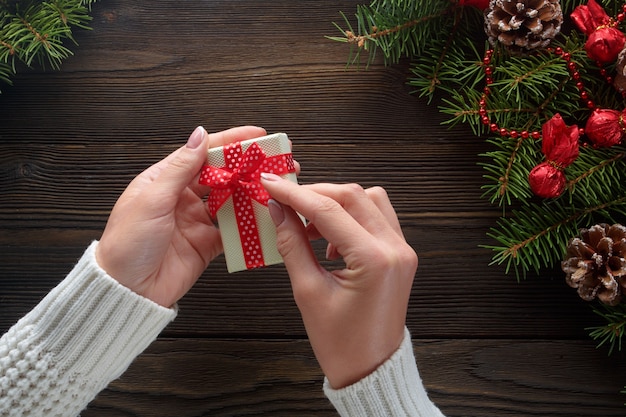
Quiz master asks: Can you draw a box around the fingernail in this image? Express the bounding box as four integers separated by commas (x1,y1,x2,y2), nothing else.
268,199,285,226
260,172,282,182
186,126,205,149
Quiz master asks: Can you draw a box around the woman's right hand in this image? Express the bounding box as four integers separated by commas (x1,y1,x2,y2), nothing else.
260,174,418,389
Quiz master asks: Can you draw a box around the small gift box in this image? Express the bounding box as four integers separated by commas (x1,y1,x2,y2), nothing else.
199,133,298,273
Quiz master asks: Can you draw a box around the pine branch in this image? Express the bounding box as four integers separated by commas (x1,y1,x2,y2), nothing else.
328,0,456,66
408,35,486,102
0,0,97,93
588,302,626,355
566,147,626,200
486,190,626,278
480,134,540,206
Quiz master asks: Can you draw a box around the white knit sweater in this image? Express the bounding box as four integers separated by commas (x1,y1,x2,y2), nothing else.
0,241,445,416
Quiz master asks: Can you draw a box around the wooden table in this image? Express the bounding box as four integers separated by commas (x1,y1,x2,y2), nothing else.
1,1,625,415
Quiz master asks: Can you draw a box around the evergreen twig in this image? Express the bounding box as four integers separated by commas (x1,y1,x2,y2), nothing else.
0,0,98,93
588,303,626,355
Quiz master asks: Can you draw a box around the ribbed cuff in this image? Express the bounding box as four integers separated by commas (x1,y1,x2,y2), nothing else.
324,327,445,417
24,241,177,385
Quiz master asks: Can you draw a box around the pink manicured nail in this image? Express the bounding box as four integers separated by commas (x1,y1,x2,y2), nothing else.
267,199,285,226
260,172,282,181
186,126,205,149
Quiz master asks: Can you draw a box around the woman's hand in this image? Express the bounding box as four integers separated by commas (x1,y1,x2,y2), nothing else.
261,174,417,389
96,125,267,307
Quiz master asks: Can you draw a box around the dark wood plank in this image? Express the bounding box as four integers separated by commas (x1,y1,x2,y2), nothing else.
0,233,598,339
82,338,626,417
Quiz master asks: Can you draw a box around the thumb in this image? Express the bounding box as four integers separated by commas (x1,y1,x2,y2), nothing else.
151,126,208,197
268,199,323,287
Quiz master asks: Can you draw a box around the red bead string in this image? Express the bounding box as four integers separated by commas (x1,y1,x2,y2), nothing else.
479,3,626,140
479,47,595,140
480,49,544,140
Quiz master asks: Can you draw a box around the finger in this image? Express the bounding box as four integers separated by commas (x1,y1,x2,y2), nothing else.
115,127,208,212
293,159,301,176
268,199,326,287
191,126,268,197
330,186,403,258
303,185,403,244
146,126,265,176
364,186,404,238
261,175,373,259
302,183,399,241
146,126,210,210
208,125,267,148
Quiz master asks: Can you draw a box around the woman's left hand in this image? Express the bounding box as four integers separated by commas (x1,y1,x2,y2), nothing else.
96,125,267,307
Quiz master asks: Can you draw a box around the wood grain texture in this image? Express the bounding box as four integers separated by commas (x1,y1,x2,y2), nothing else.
82,339,626,417
0,0,622,415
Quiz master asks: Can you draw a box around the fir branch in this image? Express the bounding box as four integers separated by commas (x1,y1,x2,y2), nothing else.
0,0,97,93
17,5,73,69
566,148,626,197
440,44,587,140
409,34,486,102
0,61,12,84
486,193,626,278
486,135,533,206
487,143,626,277
410,9,464,100
328,0,456,66
479,129,544,207
588,303,626,355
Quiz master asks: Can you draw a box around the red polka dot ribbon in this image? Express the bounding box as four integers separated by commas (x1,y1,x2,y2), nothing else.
199,141,296,269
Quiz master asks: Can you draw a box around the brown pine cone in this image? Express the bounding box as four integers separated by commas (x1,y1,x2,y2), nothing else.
613,46,626,93
561,224,626,306
485,0,563,52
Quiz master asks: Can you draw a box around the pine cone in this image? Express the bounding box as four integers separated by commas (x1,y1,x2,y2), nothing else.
561,224,626,306
613,46,626,93
485,0,563,52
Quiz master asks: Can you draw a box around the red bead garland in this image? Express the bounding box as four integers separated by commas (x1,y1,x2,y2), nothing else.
479,47,588,140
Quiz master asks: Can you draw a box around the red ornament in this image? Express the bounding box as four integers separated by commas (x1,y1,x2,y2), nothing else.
528,114,580,198
571,0,626,63
458,0,490,10
529,162,568,198
585,108,626,147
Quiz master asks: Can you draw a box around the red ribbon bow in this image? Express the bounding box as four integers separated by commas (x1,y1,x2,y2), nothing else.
199,141,295,269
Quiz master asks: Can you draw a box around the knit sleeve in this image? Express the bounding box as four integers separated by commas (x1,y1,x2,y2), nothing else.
323,327,446,417
0,241,177,417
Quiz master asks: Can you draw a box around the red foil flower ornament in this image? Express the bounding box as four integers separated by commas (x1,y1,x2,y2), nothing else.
585,108,626,147
571,0,626,63
528,114,580,198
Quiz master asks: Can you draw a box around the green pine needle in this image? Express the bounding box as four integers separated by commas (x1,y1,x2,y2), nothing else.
0,0,97,93
588,303,626,355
